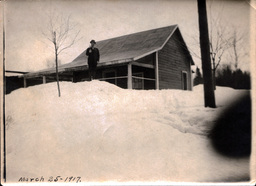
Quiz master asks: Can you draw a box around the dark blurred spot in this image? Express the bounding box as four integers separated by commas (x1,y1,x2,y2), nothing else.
209,93,251,158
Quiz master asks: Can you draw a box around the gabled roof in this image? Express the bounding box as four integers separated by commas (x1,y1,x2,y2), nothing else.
72,24,178,66
23,25,194,77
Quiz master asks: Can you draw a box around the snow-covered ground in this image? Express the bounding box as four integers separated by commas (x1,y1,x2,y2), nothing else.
5,81,250,183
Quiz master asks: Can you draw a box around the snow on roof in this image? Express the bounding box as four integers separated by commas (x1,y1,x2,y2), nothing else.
5,70,28,77
5,72,21,77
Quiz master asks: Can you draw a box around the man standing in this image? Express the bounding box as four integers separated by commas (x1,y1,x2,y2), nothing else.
86,40,100,80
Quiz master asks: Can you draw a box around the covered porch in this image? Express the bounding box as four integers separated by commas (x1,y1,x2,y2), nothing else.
21,52,160,90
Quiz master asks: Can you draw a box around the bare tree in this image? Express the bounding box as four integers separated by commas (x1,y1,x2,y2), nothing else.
43,12,80,97
208,5,233,89
228,29,246,70
190,3,245,90
209,26,232,89
231,30,239,70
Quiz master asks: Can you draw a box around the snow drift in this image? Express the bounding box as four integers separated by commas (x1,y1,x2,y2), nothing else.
5,81,250,183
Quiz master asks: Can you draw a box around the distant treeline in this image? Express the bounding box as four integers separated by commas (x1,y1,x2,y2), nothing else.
193,65,251,89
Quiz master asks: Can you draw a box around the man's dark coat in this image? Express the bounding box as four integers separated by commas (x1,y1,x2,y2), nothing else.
86,47,100,69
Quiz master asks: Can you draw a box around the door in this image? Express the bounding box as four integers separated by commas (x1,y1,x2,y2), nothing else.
182,71,188,90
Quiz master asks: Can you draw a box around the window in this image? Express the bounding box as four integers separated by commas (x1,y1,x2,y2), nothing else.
103,70,117,85
133,72,144,90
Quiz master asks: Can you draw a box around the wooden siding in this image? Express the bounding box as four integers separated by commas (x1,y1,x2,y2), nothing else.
158,29,192,90
136,53,154,66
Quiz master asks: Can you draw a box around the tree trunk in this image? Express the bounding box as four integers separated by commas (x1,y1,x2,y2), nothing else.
233,33,238,70
211,55,216,90
213,68,216,90
197,0,216,108
55,48,61,97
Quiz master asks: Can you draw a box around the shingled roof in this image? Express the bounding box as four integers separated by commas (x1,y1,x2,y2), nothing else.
23,24,193,77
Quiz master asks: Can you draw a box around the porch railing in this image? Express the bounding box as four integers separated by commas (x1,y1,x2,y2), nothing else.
97,76,155,81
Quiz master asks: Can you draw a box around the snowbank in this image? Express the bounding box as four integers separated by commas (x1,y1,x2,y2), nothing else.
5,81,250,182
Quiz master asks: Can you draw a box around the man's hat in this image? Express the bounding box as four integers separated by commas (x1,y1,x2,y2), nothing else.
90,40,96,44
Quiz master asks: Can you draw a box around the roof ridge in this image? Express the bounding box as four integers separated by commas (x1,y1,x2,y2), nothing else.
96,24,178,44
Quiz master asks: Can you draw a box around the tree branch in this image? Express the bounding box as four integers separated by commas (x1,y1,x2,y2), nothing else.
57,29,81,55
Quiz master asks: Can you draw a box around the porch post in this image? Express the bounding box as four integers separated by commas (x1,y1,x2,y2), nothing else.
23,77,27,88
71,72,74,83
127,63,132,89
155,51,159,89
43,76,46,84
190,60,193,91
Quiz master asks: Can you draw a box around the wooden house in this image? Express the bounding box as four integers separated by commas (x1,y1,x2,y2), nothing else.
21,25,194,90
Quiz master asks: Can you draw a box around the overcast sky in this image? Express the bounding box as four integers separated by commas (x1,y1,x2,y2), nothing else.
4,0,252,72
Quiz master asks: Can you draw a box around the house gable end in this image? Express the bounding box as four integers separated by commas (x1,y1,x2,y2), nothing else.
158,29,193,90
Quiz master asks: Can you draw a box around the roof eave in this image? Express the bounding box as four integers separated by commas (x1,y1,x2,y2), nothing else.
133,49,159,61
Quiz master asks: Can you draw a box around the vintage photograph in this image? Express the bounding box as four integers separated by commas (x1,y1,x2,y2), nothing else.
1,0,254,184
